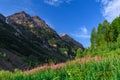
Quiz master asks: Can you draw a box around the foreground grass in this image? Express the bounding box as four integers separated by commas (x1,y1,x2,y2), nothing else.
1,53,120,80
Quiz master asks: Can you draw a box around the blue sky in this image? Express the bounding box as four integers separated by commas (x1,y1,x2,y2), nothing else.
0,0,120,47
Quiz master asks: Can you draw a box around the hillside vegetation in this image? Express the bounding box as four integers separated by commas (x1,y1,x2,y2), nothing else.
86,17,120,57
0,50,120,80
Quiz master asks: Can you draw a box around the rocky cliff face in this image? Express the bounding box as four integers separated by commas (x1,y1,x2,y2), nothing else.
32,16,56,32
7,11,56,33
0,11,84,71
7,11,35,28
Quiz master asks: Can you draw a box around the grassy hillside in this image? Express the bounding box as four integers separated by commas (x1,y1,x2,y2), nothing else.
0,49,120,80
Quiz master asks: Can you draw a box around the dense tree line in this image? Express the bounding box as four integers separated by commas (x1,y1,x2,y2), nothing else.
91,16,120,49
73,16,120,58
76,16,120,57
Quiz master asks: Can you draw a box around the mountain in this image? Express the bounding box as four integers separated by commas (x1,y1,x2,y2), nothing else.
60,34,84,49
0,11,84,71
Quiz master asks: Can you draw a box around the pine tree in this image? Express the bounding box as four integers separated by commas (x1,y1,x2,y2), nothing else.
102,20,110,42
96,20,109,46
90,27,97,49
110,17,120,42
117,34,120,47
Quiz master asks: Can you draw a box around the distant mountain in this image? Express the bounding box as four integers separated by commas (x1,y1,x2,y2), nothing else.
60,34,84,49
0,11,84,71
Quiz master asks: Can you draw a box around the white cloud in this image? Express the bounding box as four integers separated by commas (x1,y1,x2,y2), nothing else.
44,0,73,6
99,0,120,22
80,27,88,34
71,27,90,39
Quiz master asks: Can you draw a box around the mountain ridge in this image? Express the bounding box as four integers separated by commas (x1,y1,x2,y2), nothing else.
0,11,84,71
60,34,84,49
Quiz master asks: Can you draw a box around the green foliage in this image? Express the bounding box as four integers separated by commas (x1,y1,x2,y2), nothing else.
0,52,8,60
88,17,120,56
110,17,120,42
117,34,120,47
75,48,83,59
1,52,120,80
59,48,68,56
96,20,109,46
0,52,6,57
90,27,97,49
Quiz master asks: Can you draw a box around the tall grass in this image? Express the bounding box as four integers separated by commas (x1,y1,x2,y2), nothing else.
1,54,120,80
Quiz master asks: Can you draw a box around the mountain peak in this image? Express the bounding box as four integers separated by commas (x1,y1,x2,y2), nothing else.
18,11,26,13
60,34,74,42
60,34,69,37
8,11,31,19
60,34,84,48
7,11,34,27
15,11,28,16
32,16,40,19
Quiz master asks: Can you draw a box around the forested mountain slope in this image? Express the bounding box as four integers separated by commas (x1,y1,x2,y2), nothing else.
0,11,84,71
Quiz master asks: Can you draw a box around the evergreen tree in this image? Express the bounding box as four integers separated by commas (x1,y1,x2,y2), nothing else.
90,27,97,49
102,20,110,42
110,16,120,42
117,34,120,47
96,20,109,46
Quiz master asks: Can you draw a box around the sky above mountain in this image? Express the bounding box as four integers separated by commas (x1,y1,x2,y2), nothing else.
0,0,120,47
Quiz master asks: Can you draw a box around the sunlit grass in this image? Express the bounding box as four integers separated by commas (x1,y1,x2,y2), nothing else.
1,52,120,80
